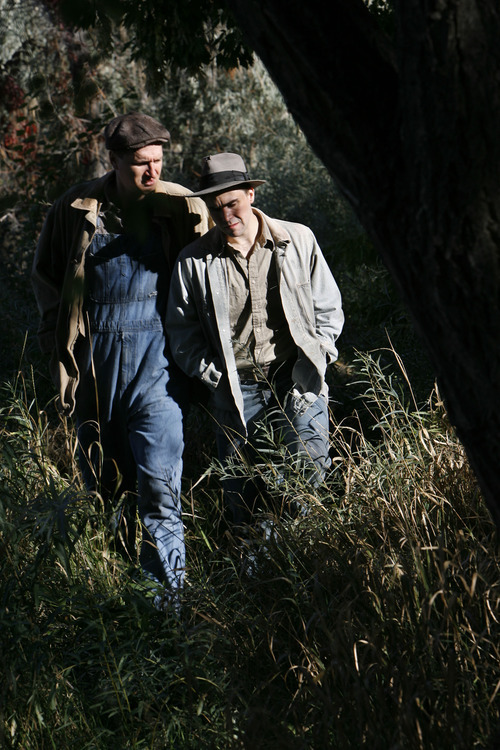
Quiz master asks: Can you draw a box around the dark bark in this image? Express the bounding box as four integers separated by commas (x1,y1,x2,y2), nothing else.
230,0,500,526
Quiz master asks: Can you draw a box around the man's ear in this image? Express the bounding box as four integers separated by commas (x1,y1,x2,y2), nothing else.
248,188,255,204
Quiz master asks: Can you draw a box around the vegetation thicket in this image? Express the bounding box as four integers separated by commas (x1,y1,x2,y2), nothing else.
0,2,499,748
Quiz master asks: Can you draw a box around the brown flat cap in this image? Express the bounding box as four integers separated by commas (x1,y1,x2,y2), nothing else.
104,112,170,151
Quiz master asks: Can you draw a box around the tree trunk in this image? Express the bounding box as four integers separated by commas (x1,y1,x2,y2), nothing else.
230,0,500,527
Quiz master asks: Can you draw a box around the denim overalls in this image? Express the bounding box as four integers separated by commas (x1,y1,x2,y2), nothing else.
75,214,185,593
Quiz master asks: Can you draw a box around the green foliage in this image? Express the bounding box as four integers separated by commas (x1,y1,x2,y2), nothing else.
56,0,253,89
0,4,349,246
51,0,395,94
0,0,107,212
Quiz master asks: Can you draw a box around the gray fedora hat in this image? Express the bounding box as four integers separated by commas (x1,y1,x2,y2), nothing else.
190,153,265,197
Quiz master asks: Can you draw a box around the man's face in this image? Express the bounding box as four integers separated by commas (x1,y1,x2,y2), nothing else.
205,188,255,241
111,144,163,201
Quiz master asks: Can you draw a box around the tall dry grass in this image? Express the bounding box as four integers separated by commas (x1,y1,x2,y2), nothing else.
0,351,499,749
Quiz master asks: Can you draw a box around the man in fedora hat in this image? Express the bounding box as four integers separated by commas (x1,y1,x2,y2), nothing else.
167,152,344,528
32,112,211,608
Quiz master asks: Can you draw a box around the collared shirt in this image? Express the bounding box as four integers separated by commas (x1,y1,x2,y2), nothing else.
224,213,296,371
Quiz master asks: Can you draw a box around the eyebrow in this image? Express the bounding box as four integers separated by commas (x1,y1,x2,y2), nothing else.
132,155,162,164
209,198,238,210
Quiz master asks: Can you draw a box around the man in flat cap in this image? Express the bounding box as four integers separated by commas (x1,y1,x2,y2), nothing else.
32,112,211,609
167,152,344,532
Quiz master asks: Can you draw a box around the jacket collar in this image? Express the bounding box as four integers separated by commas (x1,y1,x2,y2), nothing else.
70,172,114,212
258,210,291,248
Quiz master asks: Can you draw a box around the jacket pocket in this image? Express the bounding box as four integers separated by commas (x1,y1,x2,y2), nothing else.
296,281,315,327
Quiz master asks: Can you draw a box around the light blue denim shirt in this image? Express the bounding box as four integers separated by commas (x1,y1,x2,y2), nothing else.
167,209,344,433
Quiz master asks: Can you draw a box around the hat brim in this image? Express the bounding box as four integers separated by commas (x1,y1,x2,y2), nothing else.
189,179,266,198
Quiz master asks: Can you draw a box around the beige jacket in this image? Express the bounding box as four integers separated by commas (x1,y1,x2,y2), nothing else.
32,171,210,415
167,209,344,434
